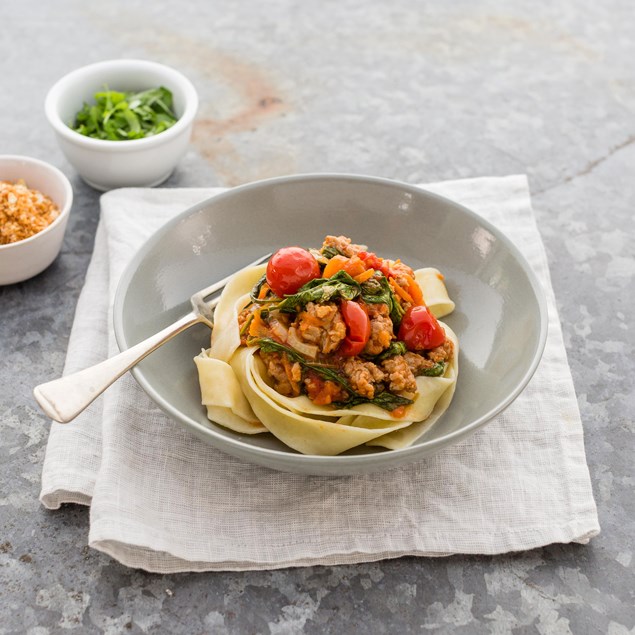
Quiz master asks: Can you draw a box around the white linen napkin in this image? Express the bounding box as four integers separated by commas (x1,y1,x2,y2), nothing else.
40,176,600,572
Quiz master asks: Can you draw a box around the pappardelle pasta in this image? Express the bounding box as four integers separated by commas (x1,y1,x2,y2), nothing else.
194,236,458,455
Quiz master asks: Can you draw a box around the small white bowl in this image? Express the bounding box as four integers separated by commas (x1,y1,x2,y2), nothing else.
45,59,198,191
0,155,73,285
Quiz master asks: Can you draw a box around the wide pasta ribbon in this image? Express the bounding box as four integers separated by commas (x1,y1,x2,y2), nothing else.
194,264,459,455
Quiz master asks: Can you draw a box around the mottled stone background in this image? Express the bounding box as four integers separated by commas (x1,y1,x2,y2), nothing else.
1,0,634,633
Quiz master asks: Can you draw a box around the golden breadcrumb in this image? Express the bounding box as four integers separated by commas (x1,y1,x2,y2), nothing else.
0,180,60,245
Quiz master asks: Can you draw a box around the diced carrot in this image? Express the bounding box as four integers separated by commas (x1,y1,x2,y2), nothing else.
354,268,375,283
323,255,350,278
344,255,367,278
249,309,266,337
257,283,270,300
390,278,414,304
305,375,344,405
437,272,445,280
391,406,407,419
323,254,370,279
404,274,424,306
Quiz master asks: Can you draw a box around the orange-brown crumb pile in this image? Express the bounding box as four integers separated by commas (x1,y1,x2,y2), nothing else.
0,180,60,245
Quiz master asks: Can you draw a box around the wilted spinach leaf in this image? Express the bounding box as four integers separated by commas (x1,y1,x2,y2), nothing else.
276,270,361,312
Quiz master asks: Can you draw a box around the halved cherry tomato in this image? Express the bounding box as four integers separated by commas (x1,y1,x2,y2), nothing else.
266,247,321,297
339,300,371,357
397,306,445,351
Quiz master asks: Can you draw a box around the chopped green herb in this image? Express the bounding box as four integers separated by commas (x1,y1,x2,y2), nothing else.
320,245,344,259
360,275,404,326
276,270,361,312
369,341,408,363
71,86,178,140
417,362,446,377
239,313,254,336
338,390,413,411
249,274,269,303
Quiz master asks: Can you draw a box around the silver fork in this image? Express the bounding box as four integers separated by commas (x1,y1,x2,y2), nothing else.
33,253,270,424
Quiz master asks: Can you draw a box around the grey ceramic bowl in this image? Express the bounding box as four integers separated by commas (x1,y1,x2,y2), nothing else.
113,174,547,475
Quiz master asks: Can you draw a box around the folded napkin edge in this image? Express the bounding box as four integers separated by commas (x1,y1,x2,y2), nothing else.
88,513,600,573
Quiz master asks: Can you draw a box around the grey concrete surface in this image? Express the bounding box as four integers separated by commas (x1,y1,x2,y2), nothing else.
1,0,634,633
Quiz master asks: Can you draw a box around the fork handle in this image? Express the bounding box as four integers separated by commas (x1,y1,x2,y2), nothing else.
33,312,201,423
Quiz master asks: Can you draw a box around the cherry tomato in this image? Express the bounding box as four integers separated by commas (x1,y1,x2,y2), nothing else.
266,247,321,297
339,300,371,357
398,306,446,351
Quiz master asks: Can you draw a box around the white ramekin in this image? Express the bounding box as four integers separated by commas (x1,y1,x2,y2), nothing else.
0,155,73,285
44,59,199,191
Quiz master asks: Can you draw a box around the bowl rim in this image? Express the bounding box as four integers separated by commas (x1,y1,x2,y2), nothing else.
0,154,73,251
44,58,199,152
113,172,549,466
